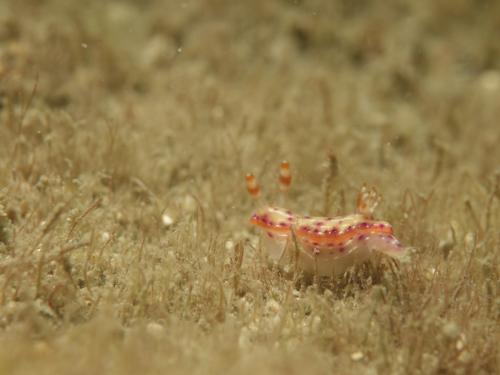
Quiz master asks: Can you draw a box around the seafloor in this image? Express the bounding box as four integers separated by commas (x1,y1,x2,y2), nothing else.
0,1,499,374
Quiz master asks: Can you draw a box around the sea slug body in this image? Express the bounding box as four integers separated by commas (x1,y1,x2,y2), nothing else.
245,161,406,277
249,206,404,276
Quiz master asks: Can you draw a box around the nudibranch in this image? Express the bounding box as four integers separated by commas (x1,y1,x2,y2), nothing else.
245,161,406,277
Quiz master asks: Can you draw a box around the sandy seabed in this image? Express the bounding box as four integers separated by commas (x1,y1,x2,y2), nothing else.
0,1,499,374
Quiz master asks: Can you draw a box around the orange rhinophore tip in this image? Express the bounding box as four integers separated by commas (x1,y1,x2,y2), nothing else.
279,160,291,192
245,173,260,198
